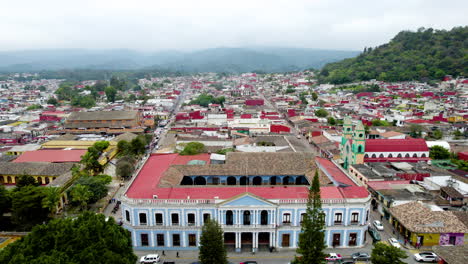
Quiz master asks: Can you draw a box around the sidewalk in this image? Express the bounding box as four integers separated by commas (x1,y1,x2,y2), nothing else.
136,249,298,261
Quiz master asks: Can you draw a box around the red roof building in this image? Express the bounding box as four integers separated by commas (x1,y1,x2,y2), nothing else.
13,149,86,163
365,139,429,152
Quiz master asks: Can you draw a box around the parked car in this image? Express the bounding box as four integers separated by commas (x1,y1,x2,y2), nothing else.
352,252,371,260
340,261,355,264
373,220,384,231
368,227,381,242
239,262,258,264
140,254,160,264
414,252,439,262
388,237,401,248
162,262,175,264
325,253,342,261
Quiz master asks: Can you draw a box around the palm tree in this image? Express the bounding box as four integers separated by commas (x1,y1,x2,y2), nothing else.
42,187,61,216
70,184,92,211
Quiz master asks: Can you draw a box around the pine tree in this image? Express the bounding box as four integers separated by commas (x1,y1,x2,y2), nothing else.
294,170,326,264
199,219,227,264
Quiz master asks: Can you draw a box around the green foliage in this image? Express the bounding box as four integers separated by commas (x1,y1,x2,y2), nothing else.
311,92,318,101
41,187,60,216
73,175,112,204
79,141,108,174
451,158,468,171
295,170,326,264
94,141,110,152
93,80,107,91
116,159,134,179
11,186,49,230
285,88,295,94
371,119,391,126
327,117,336,125
319,27,468,83
334,84,380,94
371,242,408,264
257,141,275,146
180,142,205,155
70,184,92,210
16,174,40,188
299,92,308,104
71,95,96,108
431,129,443,140
409,124,423,138
110,76,127,90
81,148,103,174
46,97,59,106
26,104,42,111
0,185,11,221
131,136,147,155
209,83,225,90
104,86,117,102
117,136,149,157
54,82,77,100
430,146,451,160
0,212,137,264
216,148,235,155
314,108,328,117
189,93,226,107
117,140,132,156
199,219,228,264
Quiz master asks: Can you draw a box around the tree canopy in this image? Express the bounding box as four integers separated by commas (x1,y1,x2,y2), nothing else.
0,212,137,264
318,27,468,84
180,142,205,155
294,170,326,264
314,108,328,118
429,146,451,160
189,93,225,107
199,219,227,264
371,242,408,264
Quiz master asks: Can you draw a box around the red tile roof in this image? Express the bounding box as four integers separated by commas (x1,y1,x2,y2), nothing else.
365,139,428,152
316,157,356,186
13,149,86,163
125,154,369,200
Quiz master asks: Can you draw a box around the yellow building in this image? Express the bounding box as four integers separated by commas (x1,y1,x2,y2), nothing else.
389,202,468,247
41,139,120,165
0,162,74,185
448,116,465,123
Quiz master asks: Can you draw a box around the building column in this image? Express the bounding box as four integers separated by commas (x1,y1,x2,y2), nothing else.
273,232,277,247
253,232,258,251
269,232,273,247
235,232,241,252
293,231,297,248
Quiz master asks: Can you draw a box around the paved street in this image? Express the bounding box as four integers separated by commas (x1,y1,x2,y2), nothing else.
284,136,317,154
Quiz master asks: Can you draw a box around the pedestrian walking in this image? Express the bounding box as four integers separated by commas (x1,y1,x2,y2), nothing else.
162,251,165,256
176,252,179,258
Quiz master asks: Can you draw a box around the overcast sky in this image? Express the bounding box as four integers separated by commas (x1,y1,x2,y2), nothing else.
1,0,467,52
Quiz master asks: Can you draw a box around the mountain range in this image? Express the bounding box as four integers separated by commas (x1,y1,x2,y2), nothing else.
0,47,359,73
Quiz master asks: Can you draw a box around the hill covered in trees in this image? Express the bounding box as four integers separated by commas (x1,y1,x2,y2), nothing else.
0,47,358,73
318,27,468,84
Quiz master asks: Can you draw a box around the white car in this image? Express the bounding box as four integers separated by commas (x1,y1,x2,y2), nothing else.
373,220,384,231
388,237,401,248
140,254,160,264
414,252,438,262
